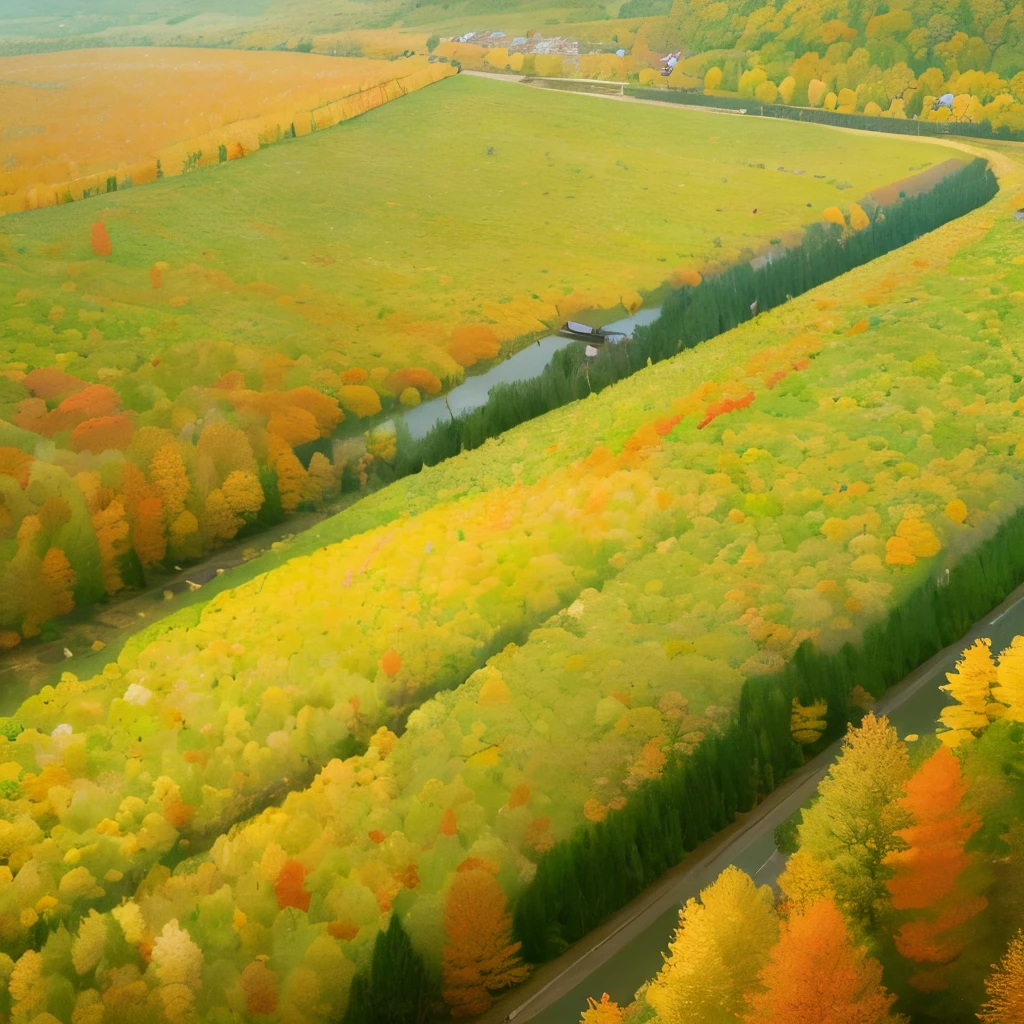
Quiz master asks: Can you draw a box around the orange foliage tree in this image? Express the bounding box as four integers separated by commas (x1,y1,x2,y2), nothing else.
241,959,279,1016
71,414,135,453
132,495,167,566
442,865,530,1016
449,324,501,368
41,547,76,619
883,745,986,990
91,499,131,594
0,447,34,489
268,435,307,513
274,860,311,912
90,222,112,257
385,367,443,397
743,899,905,1024
22,366,86,399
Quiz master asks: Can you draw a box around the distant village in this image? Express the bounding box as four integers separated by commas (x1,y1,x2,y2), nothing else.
450,31,583,56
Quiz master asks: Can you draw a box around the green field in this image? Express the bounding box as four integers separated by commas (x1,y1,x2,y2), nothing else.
1,74,958,390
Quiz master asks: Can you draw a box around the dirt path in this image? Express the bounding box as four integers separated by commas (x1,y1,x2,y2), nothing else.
0,495,357,713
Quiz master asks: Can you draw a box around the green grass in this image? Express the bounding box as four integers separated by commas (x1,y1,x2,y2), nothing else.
1,74,958,389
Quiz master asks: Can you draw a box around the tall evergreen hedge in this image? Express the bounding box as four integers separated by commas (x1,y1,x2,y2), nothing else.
512,499,1024,963
394,158,997,476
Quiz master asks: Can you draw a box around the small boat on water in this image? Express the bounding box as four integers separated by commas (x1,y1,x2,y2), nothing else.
559,320,628,344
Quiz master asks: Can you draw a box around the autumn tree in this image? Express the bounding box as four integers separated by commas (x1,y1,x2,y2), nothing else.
70,414,134,454
91,498,131,594
794,713,911,929
778,849,835,912
241,958,279,1016
132,495,166,566
222,470,264,521
581,993,623,1023
196,420,257,492
993,635,1024,721
169,509,202,561
0,447,34,489
3,549,47,637
980,930,1024,1024
442,864,529,1016
791,698,828,746
149,443,190,523
90,221,112,257
883,745,986,990
267,434,307,513
647,866,779,1024
41,546,76,619
743,899,905,1024
939,637,1001,745
201,488,240,548
306,453,340,504
152,919,204,1024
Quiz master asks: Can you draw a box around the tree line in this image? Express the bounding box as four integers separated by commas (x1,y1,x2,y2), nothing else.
627,85,1024,141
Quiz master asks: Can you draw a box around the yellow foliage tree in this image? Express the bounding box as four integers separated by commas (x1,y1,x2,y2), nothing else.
993,636,1024,721
849,203,870,230
92,499,130,595
169,509,201,561
222,470,264,520
791,698,828,745
152,919,204,1024
823,206,847,228
980,930,1024,1024
808,79,827,106
793,713,911,927
946,499,968,523
704,67,723,92
338,385,383,418
581,993,623,1023
202,488,240,548
150,443,190,523
778,849,835,911
646,866,778,1024
41,546,76,618
939,638,999,745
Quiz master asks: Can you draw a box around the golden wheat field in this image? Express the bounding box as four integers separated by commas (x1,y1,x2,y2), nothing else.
0,48,453,214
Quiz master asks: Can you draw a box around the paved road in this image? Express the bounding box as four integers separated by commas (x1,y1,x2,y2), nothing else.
476,581,1024,1024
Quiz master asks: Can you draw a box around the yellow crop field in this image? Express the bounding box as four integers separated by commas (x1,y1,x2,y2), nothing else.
0,48,455,214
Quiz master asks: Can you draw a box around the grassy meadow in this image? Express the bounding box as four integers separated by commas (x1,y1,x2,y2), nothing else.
2,74,959,386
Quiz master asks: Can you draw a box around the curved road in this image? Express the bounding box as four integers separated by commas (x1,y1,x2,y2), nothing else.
475,579,1024,1024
